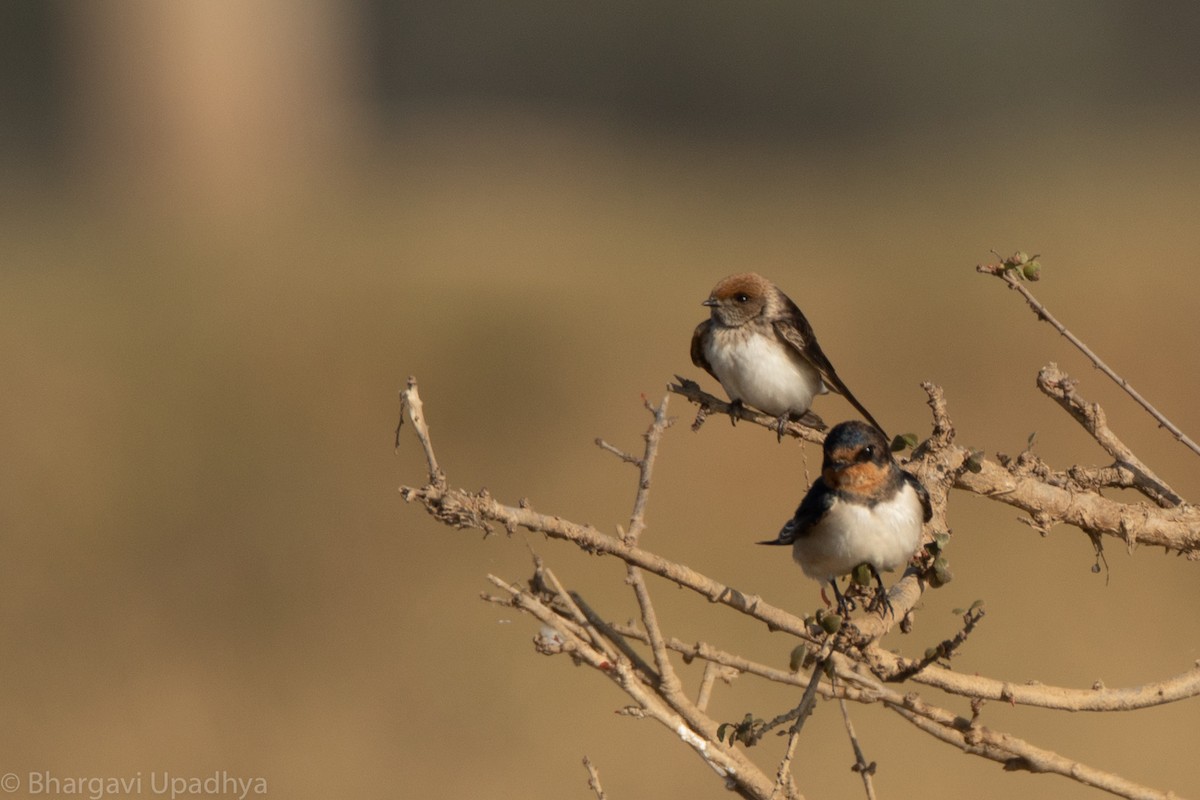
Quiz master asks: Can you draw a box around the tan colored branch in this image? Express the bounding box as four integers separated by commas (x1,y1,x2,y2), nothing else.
396,376,444,489
668,377,825,445
403,478,820,644
956,457,1200,555
838,698,877,800
1037,363,1183,507
582,756,607,800
484,574,792,800
889,695,1183,800
977,260,1200,460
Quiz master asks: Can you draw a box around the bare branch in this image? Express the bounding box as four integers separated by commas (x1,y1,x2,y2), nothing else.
534,559,625,670
401,478,822,645
766,648,836,799
954,456,1200,556
582,756,607,800
484,574,778,799
833,661,1187,800
397,376,445,489
628,564,682,695
838,698,877,800
874,652,1200,713
595,437,642,465
978,260,1200,459
888,695,1181,800
1037,363,1183,507
668,377,825,445
611,614,1200,714
626,395,672,545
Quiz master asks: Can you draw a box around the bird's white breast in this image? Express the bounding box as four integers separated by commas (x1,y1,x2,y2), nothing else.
704,328,825,417
791,483,925,584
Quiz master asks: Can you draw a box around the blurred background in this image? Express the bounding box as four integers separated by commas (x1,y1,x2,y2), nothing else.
2,2,1199,797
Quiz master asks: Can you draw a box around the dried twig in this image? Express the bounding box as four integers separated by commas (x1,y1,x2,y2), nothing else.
669,376,825,445
838,698,876,800
396,376,444,488
1036,363,1183,507
583,756,607,800
978,260,1200,459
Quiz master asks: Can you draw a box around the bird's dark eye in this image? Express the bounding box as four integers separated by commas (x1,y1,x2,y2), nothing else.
734,293,750,303
858,445,876,461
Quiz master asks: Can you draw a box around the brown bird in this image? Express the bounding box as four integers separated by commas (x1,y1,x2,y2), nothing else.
691,272,886,438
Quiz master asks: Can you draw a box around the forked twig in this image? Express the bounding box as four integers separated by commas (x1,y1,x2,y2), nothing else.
978,261,1200,459
839,698,877,800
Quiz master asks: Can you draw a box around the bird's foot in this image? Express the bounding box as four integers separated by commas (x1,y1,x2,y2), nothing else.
862,564,895,619
727,399,745,426
774,413,790,443
827,580,855,618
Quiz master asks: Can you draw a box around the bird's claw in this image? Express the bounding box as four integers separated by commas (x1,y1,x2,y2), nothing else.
727,399,745,426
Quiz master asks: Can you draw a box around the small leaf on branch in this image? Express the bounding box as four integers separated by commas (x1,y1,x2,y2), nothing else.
789,645,808,672
930,557,954,587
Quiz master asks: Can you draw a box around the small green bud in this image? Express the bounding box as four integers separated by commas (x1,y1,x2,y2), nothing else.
1022,261,1041,281
931,556,953,587
852,563,873,587
891,432,919,452
1011,251,1029,266
820,614,843,634
789,645,808,672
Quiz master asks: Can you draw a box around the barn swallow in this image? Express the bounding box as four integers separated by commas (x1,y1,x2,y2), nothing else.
691,272,886,440
760,420,931,617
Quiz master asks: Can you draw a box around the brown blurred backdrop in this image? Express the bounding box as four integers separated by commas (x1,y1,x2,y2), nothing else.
2,2,1199,798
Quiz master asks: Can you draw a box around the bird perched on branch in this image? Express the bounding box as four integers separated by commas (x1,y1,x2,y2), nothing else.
691,272,886,439
760,420,931,617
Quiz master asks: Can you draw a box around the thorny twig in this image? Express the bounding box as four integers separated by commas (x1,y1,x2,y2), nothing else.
978,259,1200,459
583,756,607,800
839,698,877,800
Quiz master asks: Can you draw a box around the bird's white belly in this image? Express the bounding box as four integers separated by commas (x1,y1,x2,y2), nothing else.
705,331,825,417
792,485,925,584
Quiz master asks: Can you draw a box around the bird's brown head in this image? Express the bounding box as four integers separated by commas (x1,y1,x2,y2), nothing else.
702,272,775,327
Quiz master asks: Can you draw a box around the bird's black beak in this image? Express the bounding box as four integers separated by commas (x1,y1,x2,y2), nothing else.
701,298,718,308
757,536,790,546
